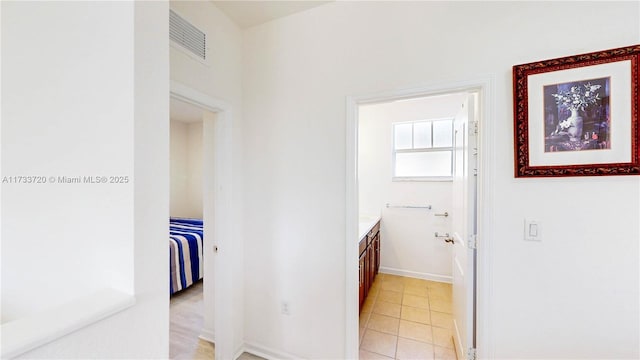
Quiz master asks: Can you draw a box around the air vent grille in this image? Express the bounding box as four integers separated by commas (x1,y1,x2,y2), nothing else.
170,10,206,60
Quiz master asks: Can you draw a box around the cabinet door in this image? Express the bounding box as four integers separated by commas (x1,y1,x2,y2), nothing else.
359,252,366,311
367,243,375,287
374,233,380,275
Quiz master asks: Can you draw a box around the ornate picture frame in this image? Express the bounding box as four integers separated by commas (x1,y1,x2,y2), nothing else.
513,45,640,177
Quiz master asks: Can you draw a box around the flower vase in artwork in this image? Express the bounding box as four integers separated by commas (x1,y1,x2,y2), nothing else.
566,108,583,142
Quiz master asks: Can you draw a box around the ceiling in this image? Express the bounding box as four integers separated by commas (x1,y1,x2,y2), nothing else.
170,98,204,123
212,1,333,29
171,1,334,121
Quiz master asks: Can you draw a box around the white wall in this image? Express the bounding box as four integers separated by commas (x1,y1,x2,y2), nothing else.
169,1,245,354
1,1,134,323
359,94,466,282
242,1,639,358
171,120,189,217
1,1,169,358
187,122,204,218
170,119,203,219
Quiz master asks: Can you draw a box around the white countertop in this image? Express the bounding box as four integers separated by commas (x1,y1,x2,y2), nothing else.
358,215,381,242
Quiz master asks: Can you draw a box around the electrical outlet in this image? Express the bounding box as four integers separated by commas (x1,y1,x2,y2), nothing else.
281,301,290,315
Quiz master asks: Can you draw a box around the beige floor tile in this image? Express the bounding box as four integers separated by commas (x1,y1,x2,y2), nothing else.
360,310,371,328
429,287,452,301
362,300,374,314
373,300,402,318
359,275,454,358
367,313,400,335
400,305,431,325
429,286,452,301
403,285,429,297
398,320,433,343
369,281,382,295
402,294,430,310
428,281,452,289
372,274,384,284
381,280,404,292
396,337,435,360
360,296,376,312
431,311,453,330
402,277,428,287
360,326,366,345
382,274,405,282
378,290,403,304
432,327,455,349
359,349,394,360
369,286,381,296
430,299,453,314
360,329,398,358
434,345,458,360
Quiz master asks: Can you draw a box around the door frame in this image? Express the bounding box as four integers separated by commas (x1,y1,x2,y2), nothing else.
170,80,236,360
345,77,495,359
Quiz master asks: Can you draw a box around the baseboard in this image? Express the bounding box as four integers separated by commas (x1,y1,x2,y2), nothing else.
198,328,215,344
233,345,245,360
379,266,452,284
243,341,303,360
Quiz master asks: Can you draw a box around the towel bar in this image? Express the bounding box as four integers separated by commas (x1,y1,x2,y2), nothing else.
385,203,432,210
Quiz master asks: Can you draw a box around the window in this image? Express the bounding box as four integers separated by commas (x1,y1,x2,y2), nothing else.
393,119,454,180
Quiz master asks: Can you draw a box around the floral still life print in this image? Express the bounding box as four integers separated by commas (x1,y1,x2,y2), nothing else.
544,77,610,152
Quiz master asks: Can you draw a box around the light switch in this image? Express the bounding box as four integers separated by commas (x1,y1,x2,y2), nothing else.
524,219,541,241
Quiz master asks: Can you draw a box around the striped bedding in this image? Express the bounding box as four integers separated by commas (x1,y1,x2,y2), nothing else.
170,218,203,294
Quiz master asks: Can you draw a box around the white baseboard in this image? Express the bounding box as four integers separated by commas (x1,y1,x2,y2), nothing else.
243,341,303,360
234,345,245,360
379,266,452,284
198,328,215,344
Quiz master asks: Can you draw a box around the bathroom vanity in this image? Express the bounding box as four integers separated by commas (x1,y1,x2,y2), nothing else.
359,218,380,311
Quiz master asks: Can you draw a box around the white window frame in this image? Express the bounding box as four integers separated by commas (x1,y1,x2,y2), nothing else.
392,118,454,181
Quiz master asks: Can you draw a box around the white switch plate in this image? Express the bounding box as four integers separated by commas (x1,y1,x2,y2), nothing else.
524,219,541,241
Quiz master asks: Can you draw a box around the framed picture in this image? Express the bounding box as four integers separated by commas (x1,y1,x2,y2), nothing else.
513,45,640,177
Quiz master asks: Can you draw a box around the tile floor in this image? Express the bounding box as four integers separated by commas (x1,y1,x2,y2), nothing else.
359,274,458,360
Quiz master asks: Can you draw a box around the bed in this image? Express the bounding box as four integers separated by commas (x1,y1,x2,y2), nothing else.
169,218,203,294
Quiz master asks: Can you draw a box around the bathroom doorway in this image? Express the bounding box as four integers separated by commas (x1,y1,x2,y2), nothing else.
346,79,491,359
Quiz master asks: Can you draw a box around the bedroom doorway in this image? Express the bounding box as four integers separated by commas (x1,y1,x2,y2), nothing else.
169,97,209,359
169,82,236,360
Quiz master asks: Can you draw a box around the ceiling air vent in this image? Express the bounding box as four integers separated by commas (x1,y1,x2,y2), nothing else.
170,9,207,61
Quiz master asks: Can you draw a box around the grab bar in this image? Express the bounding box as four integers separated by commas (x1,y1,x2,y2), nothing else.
385,203,432,210
434,212,449,217
435,232,455,244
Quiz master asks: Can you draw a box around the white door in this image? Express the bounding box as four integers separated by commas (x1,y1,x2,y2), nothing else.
451,93,478,360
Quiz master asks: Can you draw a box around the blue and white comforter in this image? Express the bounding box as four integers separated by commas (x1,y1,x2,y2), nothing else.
169,218,203,294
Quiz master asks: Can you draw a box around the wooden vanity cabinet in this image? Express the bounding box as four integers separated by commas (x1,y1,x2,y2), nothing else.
359,220,381,312
373,232,380,275
359,252,366,310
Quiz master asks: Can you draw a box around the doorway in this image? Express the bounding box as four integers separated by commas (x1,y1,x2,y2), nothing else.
346,79,491,359
170,82,236,360
168,97,210,358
